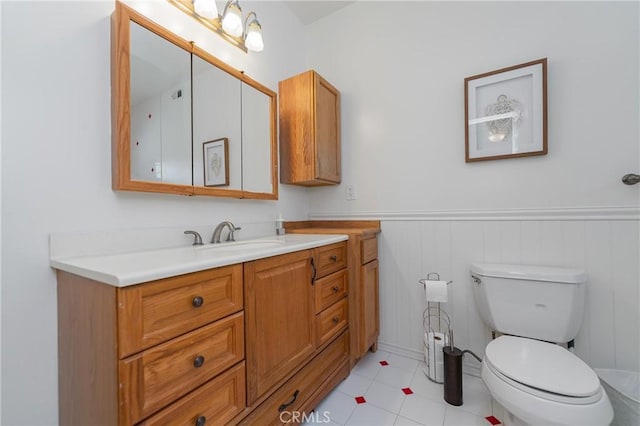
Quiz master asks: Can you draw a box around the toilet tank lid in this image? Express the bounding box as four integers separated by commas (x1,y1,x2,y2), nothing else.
470,263,587,284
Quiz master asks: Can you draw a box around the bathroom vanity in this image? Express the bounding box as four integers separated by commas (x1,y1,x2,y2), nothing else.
52,234,350,425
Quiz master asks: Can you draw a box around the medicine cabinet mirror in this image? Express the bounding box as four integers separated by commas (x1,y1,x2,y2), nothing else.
112,1,277,199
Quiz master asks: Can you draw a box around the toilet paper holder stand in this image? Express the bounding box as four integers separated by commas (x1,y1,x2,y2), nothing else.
419,272,452,384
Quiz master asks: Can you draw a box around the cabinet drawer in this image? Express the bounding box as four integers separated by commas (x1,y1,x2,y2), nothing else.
118,312,244,425
360,237,378,264
239,331,349,425
117,264,243,358
315,269,348,313
316,298,348,347
139,362,245,426
315,242,347,278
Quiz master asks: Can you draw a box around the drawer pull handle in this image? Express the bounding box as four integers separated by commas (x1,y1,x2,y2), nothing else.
278,389,300,412
310,258,317,285
193,355,205,368
329,255,337,262
332,316,340,324
195,416,206,426
192,296,204,308
331,286,340,293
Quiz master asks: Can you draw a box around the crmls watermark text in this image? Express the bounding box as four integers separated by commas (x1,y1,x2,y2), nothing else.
279,410,331,423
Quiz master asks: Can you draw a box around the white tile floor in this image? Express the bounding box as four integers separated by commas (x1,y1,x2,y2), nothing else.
304,349,499,426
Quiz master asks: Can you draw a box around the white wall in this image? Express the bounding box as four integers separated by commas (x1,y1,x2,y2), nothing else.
305,1,640,373
1,1,309,424
306,1,638,213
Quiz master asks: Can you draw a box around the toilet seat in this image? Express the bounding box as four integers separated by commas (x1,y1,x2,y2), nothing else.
485,356,603,405
485,335,600,399
481,336,613,425
482,360,613,426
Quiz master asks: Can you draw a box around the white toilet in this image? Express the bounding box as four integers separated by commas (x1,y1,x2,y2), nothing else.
470,263,613,426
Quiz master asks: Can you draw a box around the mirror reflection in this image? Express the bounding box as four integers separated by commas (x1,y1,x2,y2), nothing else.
242,82,272,194
129,22,191,185
192,55,242,190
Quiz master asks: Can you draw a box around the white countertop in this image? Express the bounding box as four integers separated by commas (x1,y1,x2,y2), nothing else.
50,233,348,287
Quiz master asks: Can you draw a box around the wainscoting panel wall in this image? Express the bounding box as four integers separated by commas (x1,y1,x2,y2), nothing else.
376,217,639,374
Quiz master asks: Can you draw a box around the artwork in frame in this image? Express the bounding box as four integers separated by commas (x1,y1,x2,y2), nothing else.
203,138,229,186
464,58,547,162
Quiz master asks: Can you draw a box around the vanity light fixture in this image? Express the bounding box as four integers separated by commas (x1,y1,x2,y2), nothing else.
193,0,217,19
221,0,243,37
243,12,263,52
168,0,264,53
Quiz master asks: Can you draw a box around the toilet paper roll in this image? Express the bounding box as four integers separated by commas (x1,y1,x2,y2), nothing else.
426,331,447,381
425,333,435,379
434,333,445,382
425,280,448,303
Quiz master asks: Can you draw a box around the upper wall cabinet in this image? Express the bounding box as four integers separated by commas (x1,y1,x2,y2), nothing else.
279,70,341,186
111,1,278,199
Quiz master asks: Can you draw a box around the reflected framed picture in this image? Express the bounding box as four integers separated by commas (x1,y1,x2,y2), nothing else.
464,58,547,162
203,138,229,186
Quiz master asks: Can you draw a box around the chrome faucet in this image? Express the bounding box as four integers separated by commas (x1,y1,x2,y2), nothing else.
211,221,242,244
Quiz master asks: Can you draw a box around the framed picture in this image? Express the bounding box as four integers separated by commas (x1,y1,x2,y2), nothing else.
203,138,229,186
464,58,547,162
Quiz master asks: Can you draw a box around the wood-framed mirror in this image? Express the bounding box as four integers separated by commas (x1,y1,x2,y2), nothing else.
111,1,278,199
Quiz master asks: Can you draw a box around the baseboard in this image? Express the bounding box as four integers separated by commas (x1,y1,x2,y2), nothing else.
377,340,482,378
463,359,482,378
377,341,424,361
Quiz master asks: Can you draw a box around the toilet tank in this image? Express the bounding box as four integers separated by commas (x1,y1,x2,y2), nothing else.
470,263,587,343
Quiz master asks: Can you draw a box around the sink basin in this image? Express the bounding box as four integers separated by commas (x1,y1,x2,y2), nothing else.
196,239,285,253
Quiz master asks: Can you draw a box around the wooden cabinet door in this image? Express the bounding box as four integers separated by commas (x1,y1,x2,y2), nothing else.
244,250,316,404
314,74,340,183
279,70,340,186
361,260,379,355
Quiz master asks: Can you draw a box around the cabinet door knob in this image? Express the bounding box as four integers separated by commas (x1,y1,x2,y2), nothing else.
331,286,340,293
195,416,207,426
193,355,205,368
332,316,340,324
192,296,204,308
329,255,337,262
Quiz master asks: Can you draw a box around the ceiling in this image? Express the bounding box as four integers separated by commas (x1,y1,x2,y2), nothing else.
283,1,355,25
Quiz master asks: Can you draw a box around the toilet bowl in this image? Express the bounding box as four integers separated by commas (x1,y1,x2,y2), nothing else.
469,263,614,426
482,336,613,426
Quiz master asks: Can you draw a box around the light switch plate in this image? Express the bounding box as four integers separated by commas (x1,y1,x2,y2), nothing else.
345,184,356,200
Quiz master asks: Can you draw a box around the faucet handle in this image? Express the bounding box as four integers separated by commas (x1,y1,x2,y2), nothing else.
227,226,242,242
184,230,204,246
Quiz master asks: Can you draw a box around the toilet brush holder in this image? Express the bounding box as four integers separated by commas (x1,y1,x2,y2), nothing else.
443,346,463,406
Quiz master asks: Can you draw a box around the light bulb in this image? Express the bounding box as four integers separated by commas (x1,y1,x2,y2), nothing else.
222,2,243,37
245,20,263,52
193,0,217,19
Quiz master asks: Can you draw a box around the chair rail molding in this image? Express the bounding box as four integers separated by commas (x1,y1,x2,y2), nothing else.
309,206,640,222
